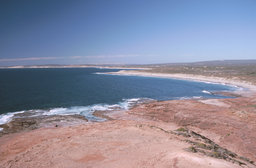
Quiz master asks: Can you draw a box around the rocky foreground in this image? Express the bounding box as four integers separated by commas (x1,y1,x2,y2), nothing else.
1,92,256,168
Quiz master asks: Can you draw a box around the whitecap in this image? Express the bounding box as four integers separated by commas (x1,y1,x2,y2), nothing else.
202,90,212,94
179,97,190,100
0,111,25,125
0,98,154,125
192,96,202,99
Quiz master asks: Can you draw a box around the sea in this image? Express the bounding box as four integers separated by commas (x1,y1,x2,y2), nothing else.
0,68,238,125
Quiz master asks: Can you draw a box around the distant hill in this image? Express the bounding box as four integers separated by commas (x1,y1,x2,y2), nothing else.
144,60,256,67
188,60,256,66
1,59,256,69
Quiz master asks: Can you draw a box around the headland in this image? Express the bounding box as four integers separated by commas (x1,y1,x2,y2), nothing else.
1,60,256,168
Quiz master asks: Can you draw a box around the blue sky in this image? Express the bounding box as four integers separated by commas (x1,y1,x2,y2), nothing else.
0,0,256,66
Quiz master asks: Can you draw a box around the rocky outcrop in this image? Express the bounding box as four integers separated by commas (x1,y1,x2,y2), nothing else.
128,96,256,162
174,127,254,166
0,115,87,136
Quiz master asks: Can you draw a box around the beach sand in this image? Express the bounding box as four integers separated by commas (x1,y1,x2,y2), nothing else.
104,70,256,94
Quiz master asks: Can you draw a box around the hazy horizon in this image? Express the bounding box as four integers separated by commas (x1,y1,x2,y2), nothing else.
1,0,256,66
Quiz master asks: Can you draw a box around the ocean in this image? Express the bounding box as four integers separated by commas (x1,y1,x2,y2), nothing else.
0,68,236,124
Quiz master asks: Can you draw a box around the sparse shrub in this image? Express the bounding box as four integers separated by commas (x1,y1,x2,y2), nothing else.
176,127,187,132
196,143,207,148
211,151,222,158
188,146,197,153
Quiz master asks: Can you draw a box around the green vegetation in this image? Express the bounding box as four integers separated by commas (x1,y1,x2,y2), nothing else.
188,146,197,153
176,127,187,132
211,151,222,158
137,61,256,85
173,127,254,166
195,142,208,149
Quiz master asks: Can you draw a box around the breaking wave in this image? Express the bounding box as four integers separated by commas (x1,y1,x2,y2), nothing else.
202,90,212,94
178,96,203,100
0,111,25,125
0,98,153,126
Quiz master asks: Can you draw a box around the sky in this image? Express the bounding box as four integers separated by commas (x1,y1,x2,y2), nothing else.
0,0,256,66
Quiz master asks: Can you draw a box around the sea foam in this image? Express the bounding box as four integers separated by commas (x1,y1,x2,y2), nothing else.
0,98,152,127
202,90,212,94
0,111,25,125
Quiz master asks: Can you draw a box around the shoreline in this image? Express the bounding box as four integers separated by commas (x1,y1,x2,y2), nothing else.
0,98,152,128
1,70,254,133
1,70,256,167
1,94,256,167
104,70,256,96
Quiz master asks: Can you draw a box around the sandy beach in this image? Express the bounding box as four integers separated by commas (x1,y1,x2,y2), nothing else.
104,70,256,93
1,71,256,168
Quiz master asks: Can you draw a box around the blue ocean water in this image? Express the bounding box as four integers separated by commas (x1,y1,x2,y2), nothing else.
0,68,236,124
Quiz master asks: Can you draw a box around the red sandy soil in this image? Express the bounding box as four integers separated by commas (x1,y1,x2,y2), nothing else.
0,120,245,168
1,93,256,168
128,94,256,162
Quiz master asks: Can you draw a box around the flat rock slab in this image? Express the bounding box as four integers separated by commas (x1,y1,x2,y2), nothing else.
0,120,243,168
